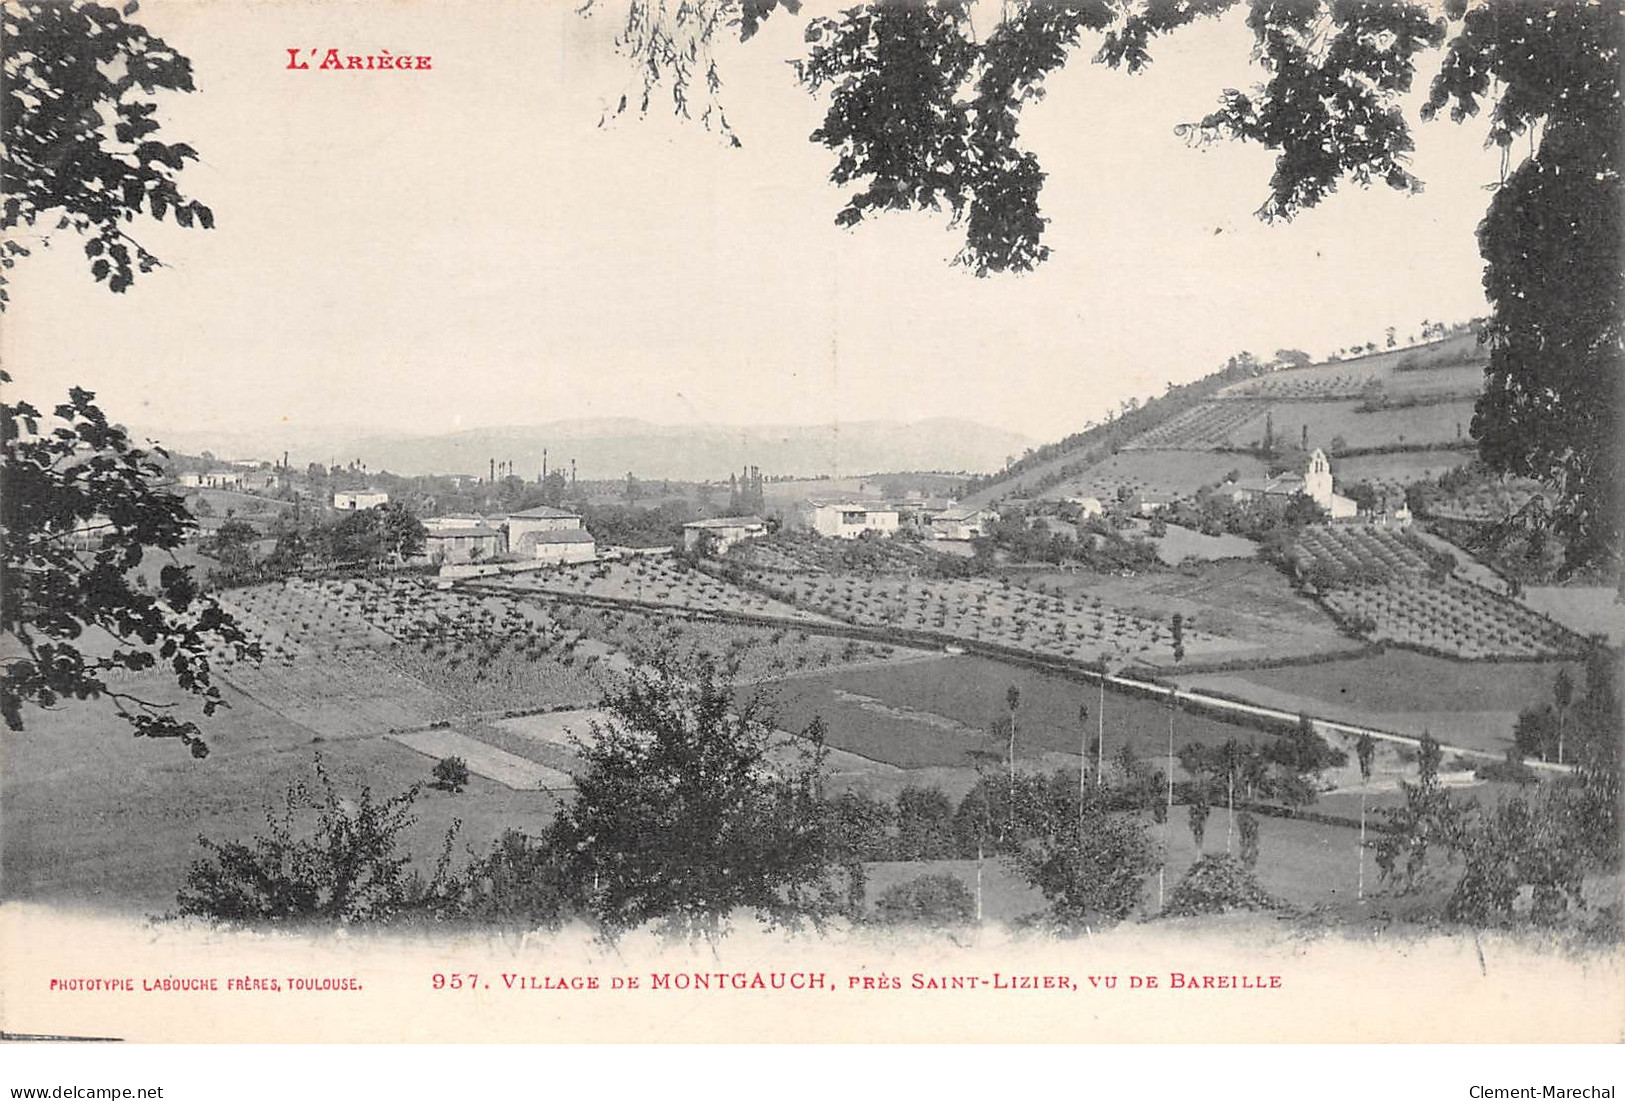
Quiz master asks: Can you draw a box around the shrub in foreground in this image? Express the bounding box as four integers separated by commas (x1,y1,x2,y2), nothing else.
1161,854,1277,918
431,755,470,793
175,758,453,925
872,874,976,928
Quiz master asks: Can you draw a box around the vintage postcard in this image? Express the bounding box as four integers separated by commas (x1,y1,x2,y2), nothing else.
2,0,1622,1047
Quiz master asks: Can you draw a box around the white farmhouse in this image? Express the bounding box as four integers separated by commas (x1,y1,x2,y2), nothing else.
334,489,390,510
806,500,899,540
180,469,245,490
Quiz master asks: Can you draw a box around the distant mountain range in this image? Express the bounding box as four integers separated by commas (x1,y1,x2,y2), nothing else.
129,418,1035,481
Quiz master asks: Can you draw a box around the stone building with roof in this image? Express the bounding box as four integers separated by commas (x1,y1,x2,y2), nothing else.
506,505,586,555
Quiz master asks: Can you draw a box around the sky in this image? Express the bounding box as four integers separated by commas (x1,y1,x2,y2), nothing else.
2,0,1505,454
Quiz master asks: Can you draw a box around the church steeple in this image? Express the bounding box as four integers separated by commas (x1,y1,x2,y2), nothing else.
1304,448,1333,509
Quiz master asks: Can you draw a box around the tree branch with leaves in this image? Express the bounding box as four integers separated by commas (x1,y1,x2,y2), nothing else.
2,0,215,308
2,373,258,756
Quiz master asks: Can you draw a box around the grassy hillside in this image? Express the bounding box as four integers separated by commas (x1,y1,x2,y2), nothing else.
959,357,1282,506
965,331,1488,508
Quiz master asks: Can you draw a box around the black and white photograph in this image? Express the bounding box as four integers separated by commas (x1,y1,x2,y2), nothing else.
1,0,1622,1063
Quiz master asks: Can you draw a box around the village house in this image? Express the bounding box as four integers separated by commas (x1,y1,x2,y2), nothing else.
1029,514,1079,540
1130,491,1173,516
333,489,390,510
805,500,900,540
602,544,675,561
1221,472,1303,504
505,505,598,562
423,513,491,533
1065,495,1105,519
179,469,245,490
682,515,768,555
239,469,281,493
529,528,597,564
1365,490,1414,528
424,524,505,564
505,505,584,553
930,506,999,541
897,496,958,534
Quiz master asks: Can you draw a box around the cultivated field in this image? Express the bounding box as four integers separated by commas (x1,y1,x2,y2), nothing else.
501,557,821,620
730,531,934,574
1032,451,1271,505
1124,403,1266,450
769,655,1260,771
0,679,566,915
1219,371,1379,402
1333,583,1581,661
3,560,950,917
1325,579,1592,660
490,706,906,791
1179,650,1580,754
1210,334,1485,402
971,337,1490,514
1334,448,1477,488
1290,526,1585,659
1015,560,1358,663
220,573,921,725
542,600,912,681
219,578,604,722
1266,399,1478,452
1519,587,1625,645
387,729,573,790
1381,364,1484,397
1129,521,1257,565
737,569,1249,665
